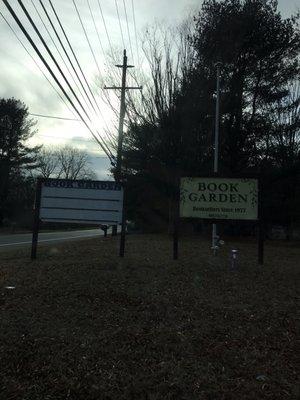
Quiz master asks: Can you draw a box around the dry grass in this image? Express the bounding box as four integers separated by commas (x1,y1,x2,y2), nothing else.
0,234,299,399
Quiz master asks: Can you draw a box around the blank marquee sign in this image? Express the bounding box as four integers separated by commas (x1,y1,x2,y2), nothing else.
31,178,125,259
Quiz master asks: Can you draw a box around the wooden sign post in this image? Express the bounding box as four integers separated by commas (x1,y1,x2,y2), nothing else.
31,179,42,260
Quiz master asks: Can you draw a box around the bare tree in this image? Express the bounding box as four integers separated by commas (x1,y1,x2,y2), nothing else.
36,148,57,178
36,145,96,180
97,17,196,131
97,20,196,232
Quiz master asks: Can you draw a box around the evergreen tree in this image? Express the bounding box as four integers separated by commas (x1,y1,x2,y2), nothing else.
0,97,40,225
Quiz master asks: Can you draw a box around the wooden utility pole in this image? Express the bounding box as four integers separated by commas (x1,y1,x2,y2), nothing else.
105,49,142,236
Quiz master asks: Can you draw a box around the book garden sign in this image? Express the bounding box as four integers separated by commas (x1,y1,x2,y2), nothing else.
31,178,125,259
180,178,258,221
174,177,264,264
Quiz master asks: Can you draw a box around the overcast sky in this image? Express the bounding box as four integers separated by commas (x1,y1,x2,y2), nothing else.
0,0,298,178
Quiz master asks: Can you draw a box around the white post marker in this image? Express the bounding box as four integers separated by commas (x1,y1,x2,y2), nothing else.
212,62,221,255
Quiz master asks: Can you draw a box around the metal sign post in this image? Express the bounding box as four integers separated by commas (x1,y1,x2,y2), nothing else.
119,188,126,257
258,220,264,265
258,179,264,265
173,214,179,260
173,180,180,260
212,63,222,254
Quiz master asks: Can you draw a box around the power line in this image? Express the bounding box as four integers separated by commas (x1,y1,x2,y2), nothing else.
46,0,114,159
87,0,105,57
46,0,101,116
34,132,108,146
30,0,93,115
39,0,99,118
47,0,113,144
30,115,115,153
29,113,81,121
85,1,120,154
32,133,111,158
72,0,102,77
3,0,113,162
122,0,134,62
96,0,114,60
0,11,77,119
17,0,94,126
131,0,140,66
115,0,126,50
70,0,116,153
3,0,114,160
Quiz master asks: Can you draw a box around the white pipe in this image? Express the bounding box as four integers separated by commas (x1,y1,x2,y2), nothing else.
212,63,221,254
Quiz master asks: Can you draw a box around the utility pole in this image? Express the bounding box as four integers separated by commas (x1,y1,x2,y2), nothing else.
212,62,221,255
105,49,142,235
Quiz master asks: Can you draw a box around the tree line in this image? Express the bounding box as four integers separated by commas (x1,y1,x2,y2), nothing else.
118,0,300,237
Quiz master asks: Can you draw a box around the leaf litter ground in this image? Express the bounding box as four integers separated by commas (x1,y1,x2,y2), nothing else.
0,234,299,399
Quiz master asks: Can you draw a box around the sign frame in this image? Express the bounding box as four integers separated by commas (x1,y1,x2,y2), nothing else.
31,178,126,259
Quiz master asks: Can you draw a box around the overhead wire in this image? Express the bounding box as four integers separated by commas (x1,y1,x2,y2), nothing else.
72,0,102,77
30,0,93,115
17,0,94,126
39,0,100,118
29,113,81,121
122,0,134,62
69,0,117,147
0,10,77,119
86,0,117,143
2,0,113,161
34,132,109,148
46,0,115,156
131,0,140,66
32,133,111,159
87,0,105,57
47,0,102,115
96,0,114,60
115,0,126,50
46,0,113,131
3,0,116,157
85,0,119,146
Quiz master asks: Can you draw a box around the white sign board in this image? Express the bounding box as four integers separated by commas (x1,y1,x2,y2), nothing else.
180,177,258,220
39,179,123,225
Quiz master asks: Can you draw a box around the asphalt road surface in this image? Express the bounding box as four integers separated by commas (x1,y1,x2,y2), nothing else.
0,228,108,250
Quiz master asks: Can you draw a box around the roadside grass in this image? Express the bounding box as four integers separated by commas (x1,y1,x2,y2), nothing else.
0,234,299,400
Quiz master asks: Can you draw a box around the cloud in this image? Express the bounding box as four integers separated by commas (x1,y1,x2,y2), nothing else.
88,154,112,180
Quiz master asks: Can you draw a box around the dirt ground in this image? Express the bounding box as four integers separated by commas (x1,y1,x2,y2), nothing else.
0,234,299,399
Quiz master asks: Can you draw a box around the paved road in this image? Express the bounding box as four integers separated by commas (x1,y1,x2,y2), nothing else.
0,228,108,250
